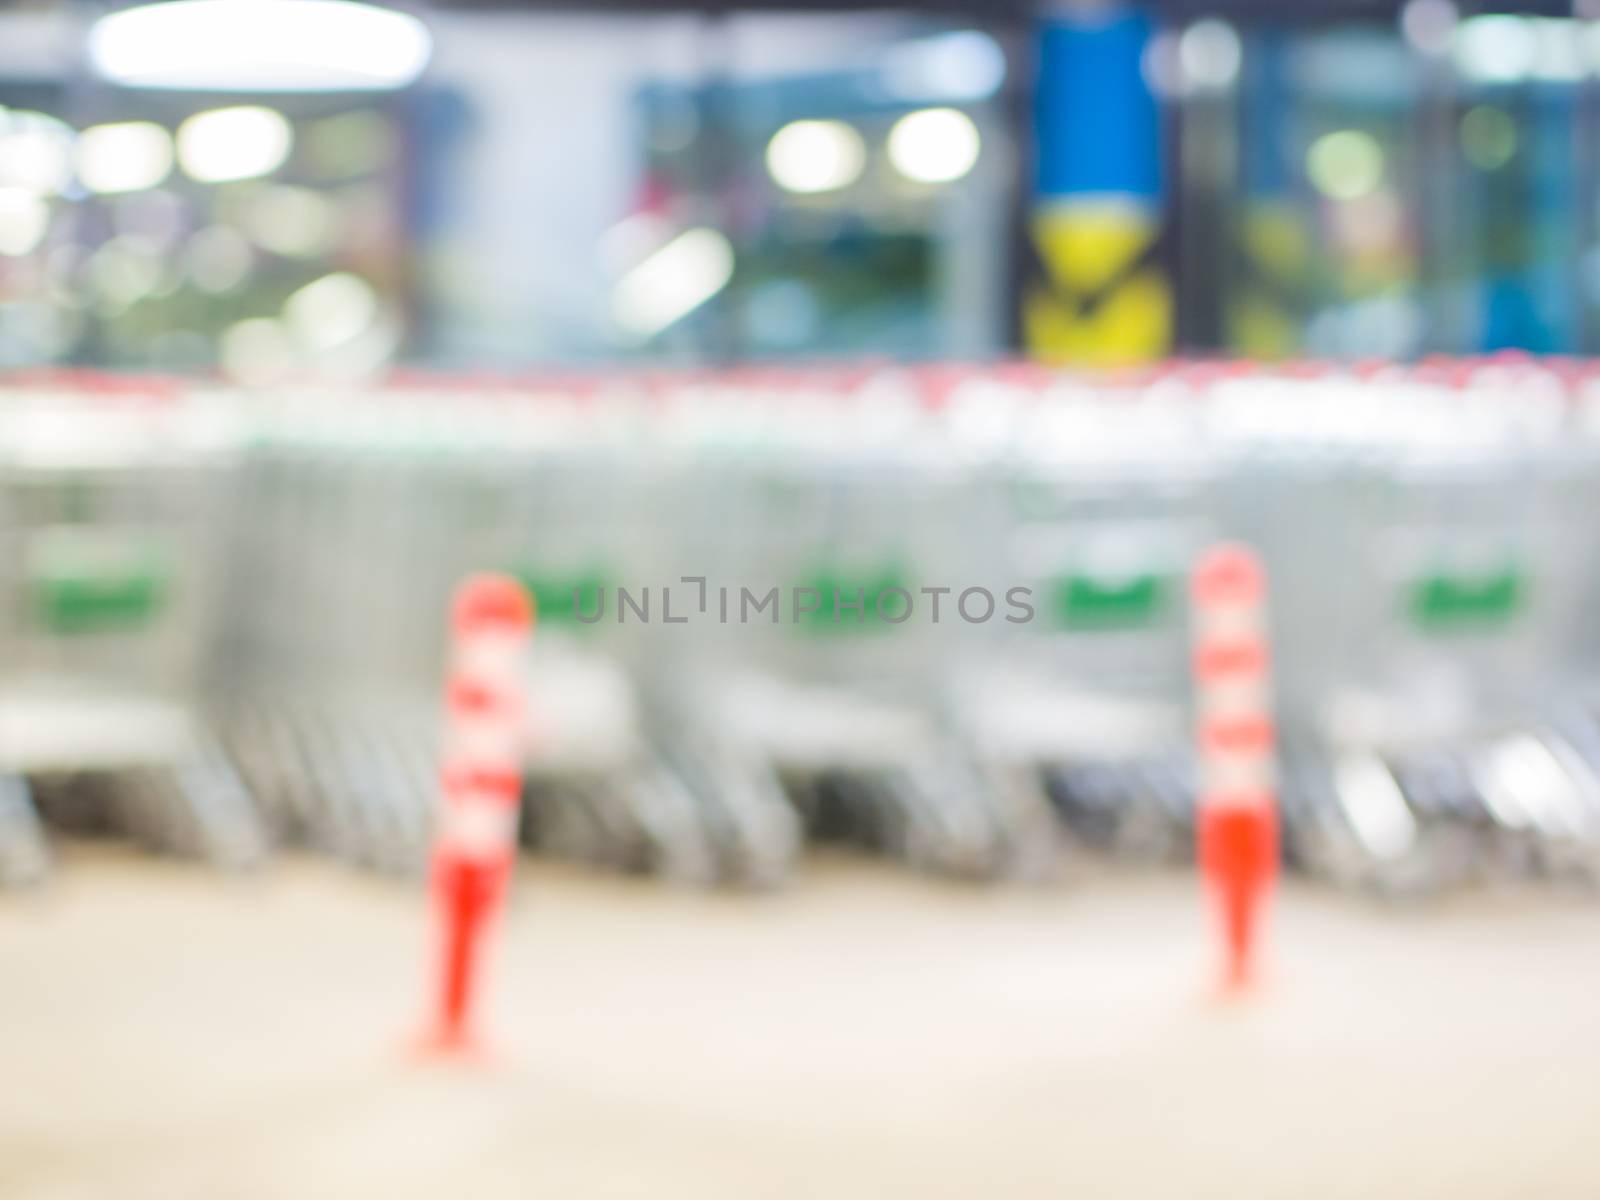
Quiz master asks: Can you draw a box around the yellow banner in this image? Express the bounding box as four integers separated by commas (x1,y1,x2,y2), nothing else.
1024,202,1171,366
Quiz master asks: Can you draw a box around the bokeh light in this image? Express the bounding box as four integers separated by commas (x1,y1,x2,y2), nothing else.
177,106,293,184
1460,106,1518,172
76,121,173,195
1306,130,1384,201
887,108,980,185
765,120,867,195
283,271,379,351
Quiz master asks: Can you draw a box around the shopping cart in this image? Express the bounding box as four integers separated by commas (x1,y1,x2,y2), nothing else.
648,367,1057,880
495,375,741,886
0,374,265,876
1214,363,1600,894
221,383,498,874
938,367,1216,867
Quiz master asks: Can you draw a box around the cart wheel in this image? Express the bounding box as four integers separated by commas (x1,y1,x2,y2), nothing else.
171,737,272,872
661,739,802,890
626,765,721,886
985,763,1069,885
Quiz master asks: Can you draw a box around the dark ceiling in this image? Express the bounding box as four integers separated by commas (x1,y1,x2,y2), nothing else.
0,0,1578,24
421,0,1574,16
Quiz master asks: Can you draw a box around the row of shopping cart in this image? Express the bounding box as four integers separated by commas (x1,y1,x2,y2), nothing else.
0,378,265,885
7,358,1600,896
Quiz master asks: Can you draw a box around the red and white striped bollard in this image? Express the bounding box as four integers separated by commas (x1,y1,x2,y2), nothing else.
1191,543,1278,991
418,572,533,1054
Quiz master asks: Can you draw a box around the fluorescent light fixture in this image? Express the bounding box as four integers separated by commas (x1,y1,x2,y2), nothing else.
765,119,866,195
89,0,432,92
612,227,733,339
880,31,1005,103
177,106,292,183
76,121,173,194
1454,15,1537,83
887,107,980,185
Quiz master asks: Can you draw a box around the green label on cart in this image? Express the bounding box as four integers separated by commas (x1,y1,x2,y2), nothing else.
1410,569,1523,631
34,566,168,633
517,569,609,626
1051,571,1165,629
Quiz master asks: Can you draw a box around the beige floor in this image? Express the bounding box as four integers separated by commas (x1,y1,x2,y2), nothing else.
2,848,1600,1199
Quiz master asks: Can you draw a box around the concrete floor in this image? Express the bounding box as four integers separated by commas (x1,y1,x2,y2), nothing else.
3,848,1600,1199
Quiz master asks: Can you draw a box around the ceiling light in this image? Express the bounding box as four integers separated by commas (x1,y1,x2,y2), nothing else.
89,0,431,92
